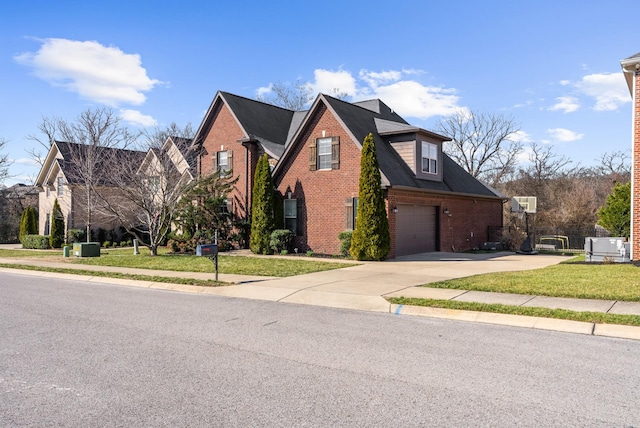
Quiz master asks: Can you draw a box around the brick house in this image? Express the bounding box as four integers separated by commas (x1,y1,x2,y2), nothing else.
621,52,640,259
273,94,504,258
192,91,305,220
195,91,505,258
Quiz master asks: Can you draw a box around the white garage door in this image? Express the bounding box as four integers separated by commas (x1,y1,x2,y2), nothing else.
395,205,438,256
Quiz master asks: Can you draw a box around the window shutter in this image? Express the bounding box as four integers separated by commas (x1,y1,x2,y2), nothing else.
345,197,354,230
212,152,218,172
228,149,233,171
309,139,317,171
331,136,340,170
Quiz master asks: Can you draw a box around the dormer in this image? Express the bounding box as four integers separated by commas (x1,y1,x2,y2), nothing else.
375,118,449,182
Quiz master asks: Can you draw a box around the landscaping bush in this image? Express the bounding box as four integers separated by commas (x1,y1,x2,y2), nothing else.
338,230,353,257
67,228,86,244
21,234,50,249
269,229,293,254
103,241,111,248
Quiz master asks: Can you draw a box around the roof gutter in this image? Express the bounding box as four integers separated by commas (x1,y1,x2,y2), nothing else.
385,184,507,201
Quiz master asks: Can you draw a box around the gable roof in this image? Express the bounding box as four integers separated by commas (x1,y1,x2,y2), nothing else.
35,141,146,188
274,93,502,199
192,91,298,158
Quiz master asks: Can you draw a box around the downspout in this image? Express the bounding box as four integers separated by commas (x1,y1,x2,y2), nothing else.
239,138,258,220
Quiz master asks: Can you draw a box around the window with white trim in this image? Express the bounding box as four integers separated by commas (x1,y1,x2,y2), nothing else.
218,151,228,172
57,177,64,196
309,137,339,171
317,138,332,170
421,142,438,174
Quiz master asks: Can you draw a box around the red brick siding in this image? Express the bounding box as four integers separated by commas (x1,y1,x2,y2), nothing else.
633,71,640,258
276,104,361,255
199,103,258,219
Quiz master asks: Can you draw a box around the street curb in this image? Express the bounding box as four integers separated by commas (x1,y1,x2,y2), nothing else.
390,304,640,341
4,267,640,341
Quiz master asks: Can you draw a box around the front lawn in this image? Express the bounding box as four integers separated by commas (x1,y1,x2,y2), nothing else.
0,247,357,277
422,257,640,301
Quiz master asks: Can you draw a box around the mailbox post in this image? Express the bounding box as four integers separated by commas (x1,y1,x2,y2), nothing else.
196,244,219,281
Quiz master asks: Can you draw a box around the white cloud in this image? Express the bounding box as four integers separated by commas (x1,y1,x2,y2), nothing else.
304,68,464,119
575,72,629,111
508,130,533,144
15,38,160,106
370,81,464,118
311,69,358,96
358,69,402,88
256,84,273,97
119,109,157,127
547,128,584,142
548,96,580,113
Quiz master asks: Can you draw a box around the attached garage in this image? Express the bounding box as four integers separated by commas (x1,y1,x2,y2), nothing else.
395,204,438,256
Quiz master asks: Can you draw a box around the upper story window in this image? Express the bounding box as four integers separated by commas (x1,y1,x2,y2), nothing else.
57,177,64,196
217,151,228,172
421,142,438,175
309,136,340,171
317,138,332,170
213,150,233,173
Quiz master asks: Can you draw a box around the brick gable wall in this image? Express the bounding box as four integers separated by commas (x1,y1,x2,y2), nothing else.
199,102,259,220
276,104,361,255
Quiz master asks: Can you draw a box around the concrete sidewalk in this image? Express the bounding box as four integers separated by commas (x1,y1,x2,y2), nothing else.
1,250,639,340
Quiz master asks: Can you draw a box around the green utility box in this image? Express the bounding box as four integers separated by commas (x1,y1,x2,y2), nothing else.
72,242,101,257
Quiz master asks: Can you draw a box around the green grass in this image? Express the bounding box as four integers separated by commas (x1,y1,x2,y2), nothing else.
0,263,226,287
423,256,640,301
0,247,358,277
388,297,640,327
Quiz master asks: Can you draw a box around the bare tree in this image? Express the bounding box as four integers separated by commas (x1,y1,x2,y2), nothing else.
436,109,523,187
0,138,10,185
257,80,314,110
96,124,196,255
29,108,139,241
594,150,631,183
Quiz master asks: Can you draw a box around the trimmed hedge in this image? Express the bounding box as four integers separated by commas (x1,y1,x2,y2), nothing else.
22,234,51,249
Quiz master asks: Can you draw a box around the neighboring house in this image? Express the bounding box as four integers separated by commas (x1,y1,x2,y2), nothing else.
34,141,146,237
0,183,38,243
621,52,640,260
194,91,505,258
138,136,196,191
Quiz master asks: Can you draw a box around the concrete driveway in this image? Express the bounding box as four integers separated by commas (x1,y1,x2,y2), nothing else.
204,252,571,311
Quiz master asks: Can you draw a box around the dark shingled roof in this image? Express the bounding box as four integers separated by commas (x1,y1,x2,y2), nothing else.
322,95,500,198
55,141,146,185
220,92,297,153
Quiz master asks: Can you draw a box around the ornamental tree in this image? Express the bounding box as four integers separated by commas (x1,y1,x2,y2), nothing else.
350,133,390,260
597,181,630,238
19,206,38,243
49,199,65,248
250,154,276,254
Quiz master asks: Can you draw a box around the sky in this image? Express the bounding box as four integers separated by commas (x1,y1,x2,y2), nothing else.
1,0,638,186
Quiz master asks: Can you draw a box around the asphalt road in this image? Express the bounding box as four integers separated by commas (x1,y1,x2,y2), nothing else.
1,272,639,427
